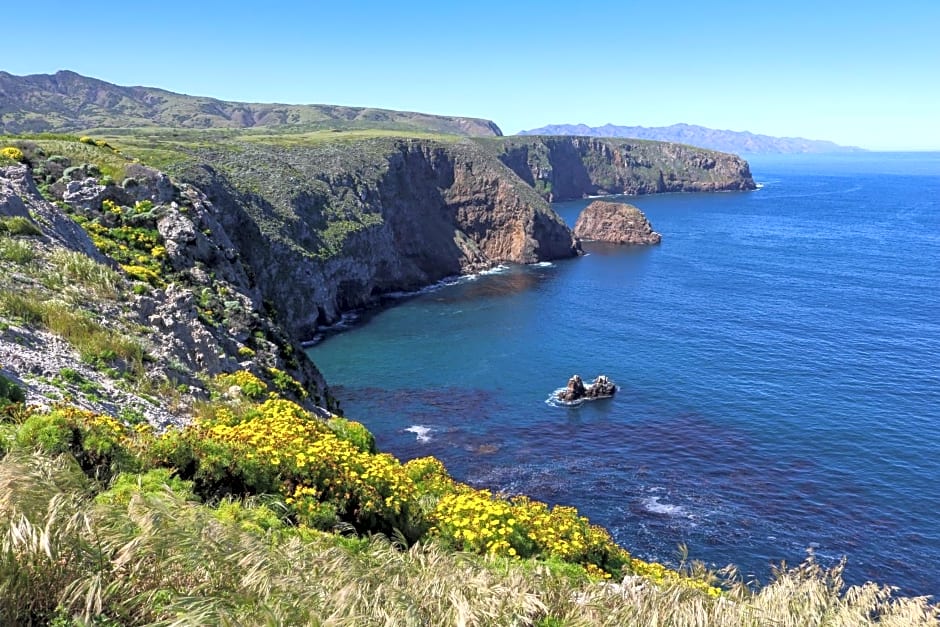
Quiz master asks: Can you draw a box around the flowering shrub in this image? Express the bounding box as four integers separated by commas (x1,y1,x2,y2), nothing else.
3,376,706,588
326,416,375,453
15,406,137,479
76,200,168,285
216,370,268,400
166,395,418,534
0,146,25,163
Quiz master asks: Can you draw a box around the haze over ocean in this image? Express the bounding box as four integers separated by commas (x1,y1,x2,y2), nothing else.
310,152,940,595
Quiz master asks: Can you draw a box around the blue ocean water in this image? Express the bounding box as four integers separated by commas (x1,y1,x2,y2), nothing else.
308,152,940,596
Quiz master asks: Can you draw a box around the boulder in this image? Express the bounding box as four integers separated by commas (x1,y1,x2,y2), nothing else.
573,200,661,245
556,374,617,402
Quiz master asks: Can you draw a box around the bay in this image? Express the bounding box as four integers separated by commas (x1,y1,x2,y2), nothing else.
308,152,940,596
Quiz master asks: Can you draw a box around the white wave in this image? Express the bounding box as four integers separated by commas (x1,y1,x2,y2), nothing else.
545,388,584,408
755,182,765,189
405,425,432,443
477,264,511,276
643,496,687,517
533,261,555,268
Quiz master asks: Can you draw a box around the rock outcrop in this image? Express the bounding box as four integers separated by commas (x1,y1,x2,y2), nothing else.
557,375,617,402
486,136,756,202
1,161,333,423
574,201,661,245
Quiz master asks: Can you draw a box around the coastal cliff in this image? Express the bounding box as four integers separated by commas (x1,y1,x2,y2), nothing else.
175,137,579,338
485,135,756,201
0,128,753,409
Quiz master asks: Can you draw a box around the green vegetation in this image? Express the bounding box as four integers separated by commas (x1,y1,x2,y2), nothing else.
0,393,936,625
0,146,25,164
1,105,932,625
44,248,122,299
0,373,25,406
0,215,42,237
0,234,37,264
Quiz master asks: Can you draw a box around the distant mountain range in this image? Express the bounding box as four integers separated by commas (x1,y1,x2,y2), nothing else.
518,123,864,154
0,70,503,137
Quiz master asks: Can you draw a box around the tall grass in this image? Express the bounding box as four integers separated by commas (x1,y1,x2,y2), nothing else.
0,234,36,264
45,248,122,300
0,452,936,626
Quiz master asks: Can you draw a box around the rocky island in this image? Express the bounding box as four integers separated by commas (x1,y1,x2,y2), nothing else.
574,200,662,245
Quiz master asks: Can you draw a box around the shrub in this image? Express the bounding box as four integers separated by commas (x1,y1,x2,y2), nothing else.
215,370,268,400
0,216,42,237
120,264,161,286
0,146,24,163
0,373,26,406
327,416,376,453
95,468,198,506
266,366,308,399
15,407,138,480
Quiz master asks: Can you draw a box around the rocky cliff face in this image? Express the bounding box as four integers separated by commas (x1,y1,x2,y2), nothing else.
485,136,756,201
0,160,332,422
177,138,579,338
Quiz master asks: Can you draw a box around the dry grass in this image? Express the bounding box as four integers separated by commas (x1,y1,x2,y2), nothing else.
45,248,123,300
0,452,936,626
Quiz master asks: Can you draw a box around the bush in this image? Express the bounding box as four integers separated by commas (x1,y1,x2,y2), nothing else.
0,216,42,237
0,146,24,163
14,407,139,483
327,416,376,453
95,468,198,506
0,373,26,405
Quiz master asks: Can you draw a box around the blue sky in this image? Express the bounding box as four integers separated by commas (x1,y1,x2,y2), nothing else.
4,1,938,150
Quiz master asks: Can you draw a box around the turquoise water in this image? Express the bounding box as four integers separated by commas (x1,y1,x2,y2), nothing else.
308,152,940,595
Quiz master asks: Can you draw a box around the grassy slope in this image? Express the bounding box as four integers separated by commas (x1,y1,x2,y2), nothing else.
0,71,502,138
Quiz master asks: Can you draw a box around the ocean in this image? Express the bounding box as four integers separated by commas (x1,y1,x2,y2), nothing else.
307,152,940,596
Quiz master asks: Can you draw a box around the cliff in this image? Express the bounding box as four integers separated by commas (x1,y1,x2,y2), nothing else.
173,137,579,338
0,132,578,415
519,122,865,154
483,136,756,201
1,158,333,420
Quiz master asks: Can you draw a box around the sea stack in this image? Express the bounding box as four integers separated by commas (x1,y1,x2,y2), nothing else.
573,200,662,245
557,375,617,402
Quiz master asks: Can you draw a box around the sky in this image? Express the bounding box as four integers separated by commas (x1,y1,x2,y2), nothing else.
4,1,939,150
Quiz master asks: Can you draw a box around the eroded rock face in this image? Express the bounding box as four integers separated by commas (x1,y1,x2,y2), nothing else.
182,139,581,339
0,164,105,260
492,136,756,202
573,200,661,245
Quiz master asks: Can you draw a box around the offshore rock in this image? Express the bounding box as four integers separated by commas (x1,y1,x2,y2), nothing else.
574,200,661,245
557,374,617,402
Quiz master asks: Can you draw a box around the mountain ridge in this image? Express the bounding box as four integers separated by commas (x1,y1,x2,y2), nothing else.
519,122,864,154
0,70,503,137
